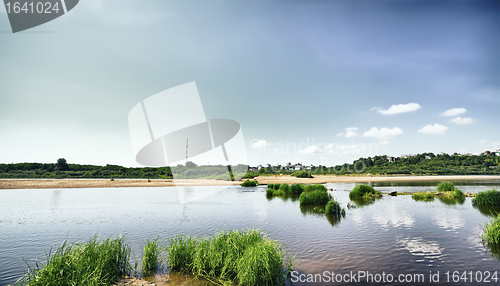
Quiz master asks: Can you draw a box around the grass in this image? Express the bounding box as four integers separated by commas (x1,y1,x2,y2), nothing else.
290,170,313,178
299,189,332,205
325,199,345,216
290,184,305,194
411,192,435,202
472,189,500,207
19,235,131,286
349,184,380,199
241,180,259,187
142,237,161,273
166,229,293,285
412,182,466,203
278,183,290,194
437,181,455,192
304,184,327,193
482,214,500,258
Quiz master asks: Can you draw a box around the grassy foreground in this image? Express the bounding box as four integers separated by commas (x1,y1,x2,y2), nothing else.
166,229,294,285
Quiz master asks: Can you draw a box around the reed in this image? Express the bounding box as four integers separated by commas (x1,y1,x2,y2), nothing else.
411,192,435,201
142,236,161,273
482,214,500,247
349,184,380,199
437,181,455,192
304,184,327,193
325,199,345,216
299,190,332,205
241,180,259,187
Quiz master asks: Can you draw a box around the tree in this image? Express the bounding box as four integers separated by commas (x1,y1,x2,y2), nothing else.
57,158,69,171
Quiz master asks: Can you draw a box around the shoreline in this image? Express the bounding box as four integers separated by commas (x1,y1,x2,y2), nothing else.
1,175,500,189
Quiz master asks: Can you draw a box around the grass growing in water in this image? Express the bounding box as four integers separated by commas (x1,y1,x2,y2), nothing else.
166,229,293,285
304,184,327,193
142,236,161,274
412,192,435,202
472,189,500,207
299,189,332,205
19,235,131,286
349,184,380,199
325,199,345,216
481,214,500,258
290,184,305,194
241,180,259,187
437,181,455,192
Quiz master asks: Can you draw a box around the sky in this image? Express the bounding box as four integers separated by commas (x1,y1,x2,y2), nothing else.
0,0,499,167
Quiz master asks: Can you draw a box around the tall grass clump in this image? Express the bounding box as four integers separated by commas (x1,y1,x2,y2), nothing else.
472,190,500,207
278,183,290,194
266,188,275,196
21,235,131,286
412,192,435,202
437,181,455,192
166,229,293,285
482,214,500,256
299,190,332,205
304,184,327,193
241,180,259,187
325,199,345,216
349,184,379,199
290,184,304,194
142,236,161,273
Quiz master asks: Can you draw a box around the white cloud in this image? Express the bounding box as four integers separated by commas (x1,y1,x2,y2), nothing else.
251,140,269,149
418,123,449,135
345,127,358,138
377,103,421,115
379,140,390,145
448,117,474,125
336,133,344,137
441,108,467,117
479,139,488,145
363,127,404,140
298,145,322,155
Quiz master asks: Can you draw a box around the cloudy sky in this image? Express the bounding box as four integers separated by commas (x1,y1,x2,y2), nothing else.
1,0,499,167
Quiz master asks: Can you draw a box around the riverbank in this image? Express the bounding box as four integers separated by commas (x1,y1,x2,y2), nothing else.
1,175,499,189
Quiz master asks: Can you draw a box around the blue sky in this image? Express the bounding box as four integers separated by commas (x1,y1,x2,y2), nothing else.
0,0,499,167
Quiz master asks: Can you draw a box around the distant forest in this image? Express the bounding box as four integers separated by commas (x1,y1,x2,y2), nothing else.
0,152,499,180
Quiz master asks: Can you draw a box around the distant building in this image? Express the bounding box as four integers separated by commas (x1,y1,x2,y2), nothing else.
286,162,291,167
484,150,491,155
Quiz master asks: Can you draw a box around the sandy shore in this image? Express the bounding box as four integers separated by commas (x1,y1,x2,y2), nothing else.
1,175,499,189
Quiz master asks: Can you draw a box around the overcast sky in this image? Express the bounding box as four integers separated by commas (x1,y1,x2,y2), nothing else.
1,0,499,167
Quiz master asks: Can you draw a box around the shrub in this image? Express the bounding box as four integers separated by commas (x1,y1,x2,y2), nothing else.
278,183,290,194
291,170,313,178
325,199,345,216
241,180,258,187
304,184,327,193
266,188,274,196
142,237,161,273
273,188,286,196
437,181,455,192
290,184,305,194
452,189,465,199
299,190,332,205
267,184,280,190
349,184,377,199
412,192,435,201
472,190,500,207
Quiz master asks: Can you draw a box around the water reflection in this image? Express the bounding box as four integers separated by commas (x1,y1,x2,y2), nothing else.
299,205,344,227
438,196,465,205
349,196,381,207
372,205,414,229
266,193,300,203
397,237,444,266
473,205,500,217
432,210,465,231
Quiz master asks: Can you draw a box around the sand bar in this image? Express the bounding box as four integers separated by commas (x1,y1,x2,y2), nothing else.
1,175,500,189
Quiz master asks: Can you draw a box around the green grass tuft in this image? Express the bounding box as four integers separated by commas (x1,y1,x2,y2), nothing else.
303,184,327,193
278,183,290,195
241,180,259,187
349,184,378,199
482,214,500,257
325,199,345,216
411,192,435,201
165,229,293,285
142,237,161,274
21,235,131,286
437,181,455,192
266,188,275,196
299,189,332,205
472,189,500,207
290,184,305,194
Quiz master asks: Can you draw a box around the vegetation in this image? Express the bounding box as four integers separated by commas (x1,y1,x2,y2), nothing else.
290,170,313,178
299,190,332,205
472,190,500,207
304,184,328,193
241,180,258,187
482,214,500,258
142,237,161,273
411,192,435,202
437,181,455,192
166,229,293,285
325,199,345,216
289,184,305,194
18,235,131,286
349,184,380,199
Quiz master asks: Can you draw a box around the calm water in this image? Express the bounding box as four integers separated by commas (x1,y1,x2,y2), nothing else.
1,181,500,285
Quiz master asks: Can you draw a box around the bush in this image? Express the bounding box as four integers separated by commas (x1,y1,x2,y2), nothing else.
267,184,280,190
273,188,286,196
266,188,274,196
325,199,345,216
412,192,435,201
290,184,305,194
437,181,455,192
472,189,500,207
291,170,313,178
452,189,465,199
304,184,327,193
482,214,500,246
241,180,258,187
299,190,332,205
349,184,377,199
278,183,290,194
